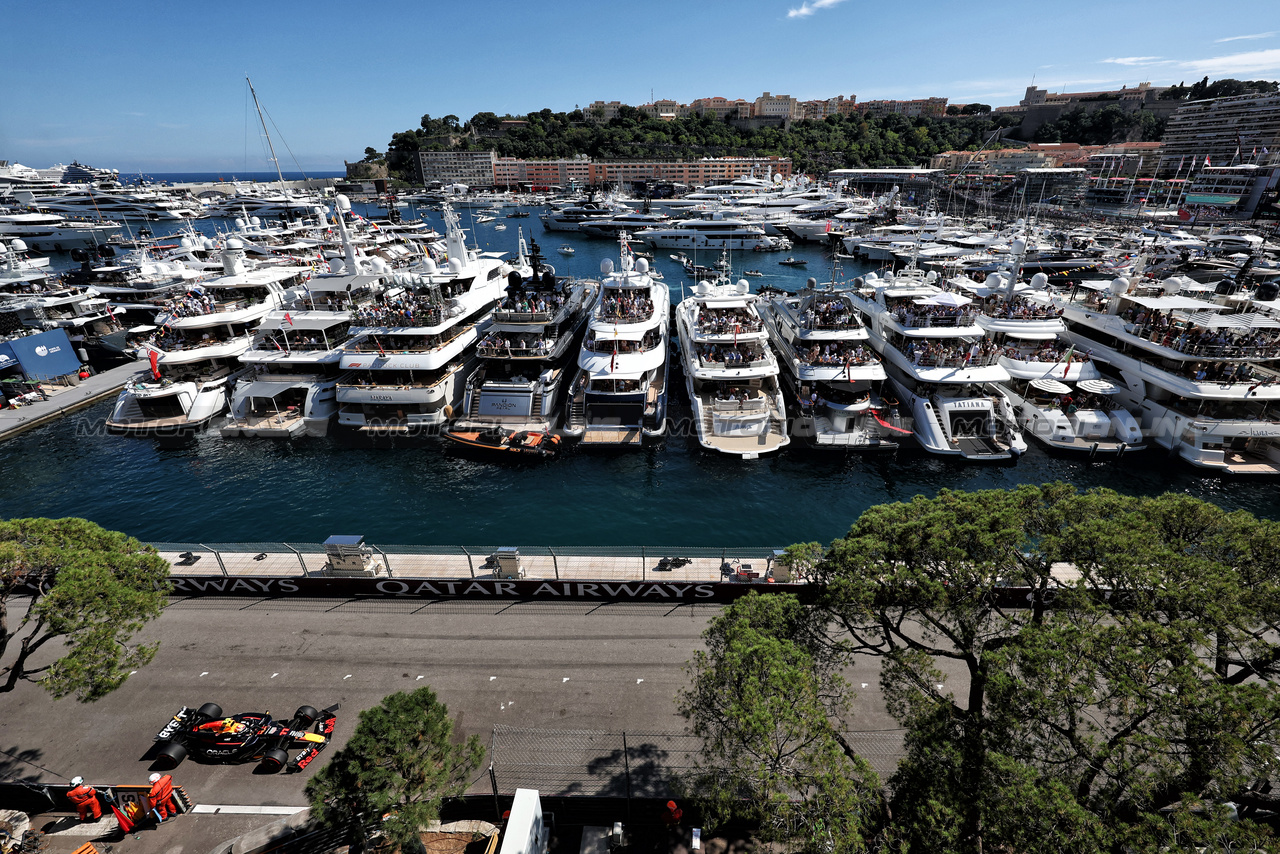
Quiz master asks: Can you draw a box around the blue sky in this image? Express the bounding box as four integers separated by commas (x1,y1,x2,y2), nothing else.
4,0,1280,173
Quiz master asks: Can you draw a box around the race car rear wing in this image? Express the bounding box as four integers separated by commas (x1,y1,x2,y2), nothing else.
156,707,192,741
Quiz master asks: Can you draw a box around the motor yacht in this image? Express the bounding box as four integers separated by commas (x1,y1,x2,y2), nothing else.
563,237,669,446
0,211,123,252
106,242,309,434
849,266,1027,461
674,277,789,459
444,241,598,451
636,214,779,252
759,282,905,450
334,203,517,433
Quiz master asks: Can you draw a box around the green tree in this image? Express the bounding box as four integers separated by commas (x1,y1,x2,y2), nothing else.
306,687,484,850
810,485,1280,853
960,103,991,115
0,517,169,701
678,592,884,853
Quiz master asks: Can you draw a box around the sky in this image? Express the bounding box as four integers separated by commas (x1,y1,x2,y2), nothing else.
5,0,1280,173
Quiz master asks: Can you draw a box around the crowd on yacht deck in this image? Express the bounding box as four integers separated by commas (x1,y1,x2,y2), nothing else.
980,297,1063,320
799,341,876,365
1122,308,1280,358
1001,341,1089,363
352,294,447,327
600,292,654,321
800,301,858,329
696,307,763,334
477,331,552,356
892,303,977,328
905,338,999,367
497,292,566,315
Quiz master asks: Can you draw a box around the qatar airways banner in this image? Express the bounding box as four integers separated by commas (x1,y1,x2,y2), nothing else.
166,575,822,603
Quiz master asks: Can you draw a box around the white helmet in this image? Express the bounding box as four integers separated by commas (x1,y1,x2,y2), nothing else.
149,773,161,783
70,776,84,786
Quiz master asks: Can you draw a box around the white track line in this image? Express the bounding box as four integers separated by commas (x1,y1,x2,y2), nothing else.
190,804,306,815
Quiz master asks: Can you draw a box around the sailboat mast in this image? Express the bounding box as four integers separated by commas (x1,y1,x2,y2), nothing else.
246,76,288,193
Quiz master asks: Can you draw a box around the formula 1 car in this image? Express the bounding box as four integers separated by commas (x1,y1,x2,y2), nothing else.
153,701,339,773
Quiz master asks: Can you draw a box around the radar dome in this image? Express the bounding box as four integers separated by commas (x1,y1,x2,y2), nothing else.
226,238,244,251
447,257,464,275
179,237,193,249
865,272,878,281
695,282,711,296
1109,277,1130,296
201,238,216,252
420,257,438,274
600,258,615,275
1030,272,1049,290
984,273,1004,289
1011,238,1027,256
233,217,246,228
468,251,478,262
335,194,352,212
10,239,27,253
329,258,347,274
925,271,939,283
806,277,818,288
635,257,649,274
370,257,391,275
1162,276,1182,295
736,280,749,294
250,216,261,227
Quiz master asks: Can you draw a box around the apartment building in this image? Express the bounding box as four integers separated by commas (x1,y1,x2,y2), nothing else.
418,150,498,186
753,92,801,121
689,97,752,120
799,95,857,120
857,97,948,118
1155,92,1280,176
489,156,792,189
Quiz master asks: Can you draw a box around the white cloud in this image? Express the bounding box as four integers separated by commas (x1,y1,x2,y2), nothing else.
1214,32,1276,43
1178,47,1280,76
787,0,848,19
1101,56,1166,66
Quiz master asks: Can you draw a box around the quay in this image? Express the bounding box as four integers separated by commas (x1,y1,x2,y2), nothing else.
0,361,136,443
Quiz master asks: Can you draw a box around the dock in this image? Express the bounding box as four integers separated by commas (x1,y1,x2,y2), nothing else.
0,361,138,443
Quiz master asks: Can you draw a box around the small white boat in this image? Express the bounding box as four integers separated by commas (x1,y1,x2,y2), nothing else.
494,223,507,231
475,214,496,224
558,244,575,255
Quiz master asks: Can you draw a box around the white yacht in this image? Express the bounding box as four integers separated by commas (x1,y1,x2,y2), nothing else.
759,283,906,450
0,212,123,252
675,277,789,459
540,199,631,232
636,214,775,251
1060,275,1280,473
106,243,309,435
222,202,391,438
334,204,515,433
850,267,1027,461
444,241,599,451
14,186,202,221
961,270,1144,456
563,239,670,446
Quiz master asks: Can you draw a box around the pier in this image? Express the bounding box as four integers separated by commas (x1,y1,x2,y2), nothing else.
0,361,137,442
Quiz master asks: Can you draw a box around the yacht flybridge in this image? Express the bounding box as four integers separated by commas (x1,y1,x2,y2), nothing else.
563,236,670,446
675,277,789,459
636,214,778,251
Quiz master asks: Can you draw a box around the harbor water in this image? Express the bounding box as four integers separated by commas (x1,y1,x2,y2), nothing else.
3,203,1278,545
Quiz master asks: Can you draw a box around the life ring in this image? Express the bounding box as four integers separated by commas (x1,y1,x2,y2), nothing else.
442,404,453,419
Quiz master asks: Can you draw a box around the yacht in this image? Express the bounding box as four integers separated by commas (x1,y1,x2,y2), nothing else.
849,267,1027,461
636,214,777,251
0,212,123,252
106,242,309,434
759,282,906,450
576,211,671,238
540,199,631,232
444,241,599,452
563,239,670,446
674,277,789,459
222,202,391,438
334,203,516,433
961,269,1144,456
200,183,326,219
14,186,202,221
1059,275,1280,473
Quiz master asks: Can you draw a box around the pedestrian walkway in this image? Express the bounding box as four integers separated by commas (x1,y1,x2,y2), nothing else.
0,362,137,442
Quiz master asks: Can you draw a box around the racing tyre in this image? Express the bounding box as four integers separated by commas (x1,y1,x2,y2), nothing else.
293,705,320,727
259,748,289,773
197,703,223,720
156,741,187,769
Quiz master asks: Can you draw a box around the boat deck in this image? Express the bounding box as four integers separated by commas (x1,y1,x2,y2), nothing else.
581,427,643,445
0,362,138,443
1220,452,1280,475
220,410,305,438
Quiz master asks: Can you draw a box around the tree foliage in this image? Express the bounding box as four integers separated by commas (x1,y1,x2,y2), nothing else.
305,687,484,850
807,484,1280,854
678,593,884,853
0,517,169,702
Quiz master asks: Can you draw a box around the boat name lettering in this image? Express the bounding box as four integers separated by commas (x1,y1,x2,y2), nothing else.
370,395,395,401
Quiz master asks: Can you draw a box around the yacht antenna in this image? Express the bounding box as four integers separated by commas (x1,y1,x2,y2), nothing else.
246,76,288,194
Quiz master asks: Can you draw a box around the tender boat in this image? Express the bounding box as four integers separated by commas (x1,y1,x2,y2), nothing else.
558,245,575,255
444,426,562,458
779,257,807,267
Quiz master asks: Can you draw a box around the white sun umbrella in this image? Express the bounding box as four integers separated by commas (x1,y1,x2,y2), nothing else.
914,292,973,307
1077,379,1121,394
1030,378,1071,394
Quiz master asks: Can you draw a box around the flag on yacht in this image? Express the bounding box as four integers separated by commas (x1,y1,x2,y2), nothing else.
148,350,160,380
284,312,294,326
1061,345,1075,378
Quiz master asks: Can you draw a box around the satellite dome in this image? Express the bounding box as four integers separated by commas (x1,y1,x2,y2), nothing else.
370,257,391,275
866,272,878,281
1109,277,1130,296
233,217,245,228
179,237,193,249
635,257,649,274
336,194,352,212
1030,272,1049,290
695,282,711,296
984,273,1004,289
1162,276,1182,295
806,277,818,288
249,216,261,227
600,258,615,275
420,257,438,274
10,239,27,253
447,257,463,275
925,271,939,283
329,258,347,274
226,238,244,251
1011,238,1027,256
736,280,749,294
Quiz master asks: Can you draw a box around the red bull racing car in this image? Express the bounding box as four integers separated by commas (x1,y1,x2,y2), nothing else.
153,701,338,773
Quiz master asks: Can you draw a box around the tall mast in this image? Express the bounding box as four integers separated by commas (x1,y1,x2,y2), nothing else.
246,76,288,194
